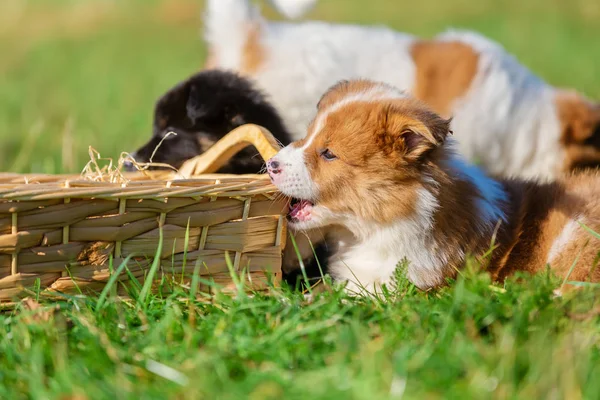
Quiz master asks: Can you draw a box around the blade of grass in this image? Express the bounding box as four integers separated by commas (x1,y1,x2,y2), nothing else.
34,278,41,302
64,265,83,296
139,224,164,308
178,219,191,285
225,251,247,299
289,233,312,294
190,264,201,301
561,242,586,289
183,218,191,271
124,264,143,293
307,236,325,279
97,254,136,310
579,221,600,240
565,281,600,288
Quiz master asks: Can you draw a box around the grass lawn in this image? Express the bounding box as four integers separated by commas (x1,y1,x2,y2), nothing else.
1,0,600,398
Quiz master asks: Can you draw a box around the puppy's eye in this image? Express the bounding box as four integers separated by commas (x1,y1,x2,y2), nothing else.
157,117,168,130
319,148,337,161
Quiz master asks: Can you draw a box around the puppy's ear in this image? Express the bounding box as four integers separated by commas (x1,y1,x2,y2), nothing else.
186,84,205,124
397,121,449,159
379,105,451,161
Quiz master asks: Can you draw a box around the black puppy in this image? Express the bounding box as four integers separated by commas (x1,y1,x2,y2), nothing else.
126,70,291,173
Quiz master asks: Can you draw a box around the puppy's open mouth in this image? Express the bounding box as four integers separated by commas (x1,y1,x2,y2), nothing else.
289,198,314,222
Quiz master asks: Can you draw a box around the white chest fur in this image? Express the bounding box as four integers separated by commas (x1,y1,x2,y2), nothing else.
326,188,450,292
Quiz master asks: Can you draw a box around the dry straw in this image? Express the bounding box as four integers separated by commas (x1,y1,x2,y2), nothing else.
0,124,287,306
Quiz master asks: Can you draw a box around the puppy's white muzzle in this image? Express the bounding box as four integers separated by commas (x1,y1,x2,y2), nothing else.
266,145,318,201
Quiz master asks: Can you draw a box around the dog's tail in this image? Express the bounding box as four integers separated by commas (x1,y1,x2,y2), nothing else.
203,0,264,70
204,0,317,69
267,0,318,19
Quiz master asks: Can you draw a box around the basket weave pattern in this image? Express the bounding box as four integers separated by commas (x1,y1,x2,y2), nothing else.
0,125,287,302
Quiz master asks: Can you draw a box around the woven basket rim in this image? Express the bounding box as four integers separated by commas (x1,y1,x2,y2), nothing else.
0,174,277,201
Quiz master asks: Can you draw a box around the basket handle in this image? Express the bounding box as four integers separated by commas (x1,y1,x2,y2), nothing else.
177,124,282,177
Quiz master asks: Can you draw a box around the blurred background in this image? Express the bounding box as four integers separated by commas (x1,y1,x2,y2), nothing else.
0,0,598,174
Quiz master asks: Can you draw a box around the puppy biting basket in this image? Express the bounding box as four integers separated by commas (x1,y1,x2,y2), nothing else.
0,124,287,305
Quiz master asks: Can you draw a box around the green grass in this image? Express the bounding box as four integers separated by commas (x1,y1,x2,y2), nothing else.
2,268,600,399
1,0,600,398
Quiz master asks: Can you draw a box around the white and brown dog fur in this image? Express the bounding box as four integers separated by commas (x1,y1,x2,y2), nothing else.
204,0,600,180
267,80,600,293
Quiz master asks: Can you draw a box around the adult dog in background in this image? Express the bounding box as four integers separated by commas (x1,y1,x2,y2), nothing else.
203,0,600,180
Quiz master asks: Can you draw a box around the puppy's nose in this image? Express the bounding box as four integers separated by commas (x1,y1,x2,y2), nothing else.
267,158,282,176
123,152,137,171
123,159,134,171
268,160,280,170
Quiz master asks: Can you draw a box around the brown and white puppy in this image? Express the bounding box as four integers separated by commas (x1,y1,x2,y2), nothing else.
267,80,600,293
205,0,600,180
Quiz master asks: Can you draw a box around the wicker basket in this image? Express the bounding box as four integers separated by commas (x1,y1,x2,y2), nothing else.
0,124,287,304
